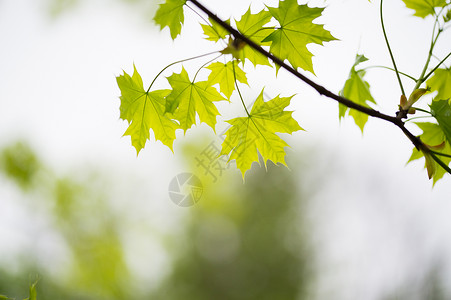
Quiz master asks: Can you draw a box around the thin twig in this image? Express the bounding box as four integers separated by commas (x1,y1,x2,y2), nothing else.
186,0,449,175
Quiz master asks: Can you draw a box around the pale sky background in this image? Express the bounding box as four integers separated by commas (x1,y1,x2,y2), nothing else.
1,0,451,298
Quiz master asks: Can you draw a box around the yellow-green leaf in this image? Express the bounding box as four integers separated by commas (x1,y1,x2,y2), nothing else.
262,0,337,73
401,0,447,18
206,61,248,99
220,90,303,178
166,67,226,132
235,7,274,67
201,17,230,42
339,54,376,132
116,65,179,153
154,0,186,39
427,68,451,101
431,99,451,144
408,122,451,183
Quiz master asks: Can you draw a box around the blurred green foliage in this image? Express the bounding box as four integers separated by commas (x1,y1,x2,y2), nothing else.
0,142,132,299
0,140,316,299
1,139,451,299
45,0,157,18
154,159,316,299
0,142,40,190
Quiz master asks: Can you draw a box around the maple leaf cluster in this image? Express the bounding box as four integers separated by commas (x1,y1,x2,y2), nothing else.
116,0,336,177
116,0,451,182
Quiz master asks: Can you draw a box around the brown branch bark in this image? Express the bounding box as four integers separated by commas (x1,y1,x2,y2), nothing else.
186,0,447,172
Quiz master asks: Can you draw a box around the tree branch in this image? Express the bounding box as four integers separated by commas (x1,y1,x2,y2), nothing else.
186,0,445,171
187,0,398,122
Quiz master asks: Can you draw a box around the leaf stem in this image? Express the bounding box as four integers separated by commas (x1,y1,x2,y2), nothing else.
430,150,451,159
411,107,433,114
363,66,417,81
405,116,433,122
146,50,219,93
232,60,251,117
414,14,443,88
423,51,451,80
430,151,451,174
192,53,222,82
380,0,406,96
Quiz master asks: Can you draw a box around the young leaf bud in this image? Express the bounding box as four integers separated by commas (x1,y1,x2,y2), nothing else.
401,88,429,111
400,94,407,107
423,150,436,179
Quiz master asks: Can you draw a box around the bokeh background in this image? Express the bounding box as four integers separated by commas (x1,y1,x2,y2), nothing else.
1,0,451,299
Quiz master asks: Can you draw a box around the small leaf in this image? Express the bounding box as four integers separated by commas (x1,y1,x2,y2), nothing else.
427,68,451,101
234,7,274,67
262,0,337,73
408,122,451,183
401,88,429,110
201,17,230,42
401,0,447,18
423,150,437,179
431,99,451,144
444,8,451,22
206,61,248,99
166,67,226,132
154,0,186,39
339,54,376,132
116,65,179,153
220,90,303,178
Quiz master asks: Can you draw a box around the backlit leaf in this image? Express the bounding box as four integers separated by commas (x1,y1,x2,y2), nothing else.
154,0,186,39
401,0,447,18
408,122,451,183
220,90,303,178
235,7,274,67
427,68,451,101
262,0,337,73
431,99,451,144
339,54,376,132
201,17,230,42
116,65,179,153
206,60,248,99
166,67,226,132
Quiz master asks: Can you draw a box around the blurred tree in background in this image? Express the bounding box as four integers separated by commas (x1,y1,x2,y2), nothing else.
0,140,316,299
153,149,316,299
0,142,132,300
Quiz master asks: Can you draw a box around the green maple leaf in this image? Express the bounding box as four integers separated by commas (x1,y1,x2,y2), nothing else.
408,122,451,183
427,68,451,101
262,0,336,73
401,0,447,18
235,7,274,67
201,17,230,42
166,67,226,132
206,61,248,99
116,65,179,154
339,54,376,132
431,99,451,144
154,0,186,39
220,90,303,178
